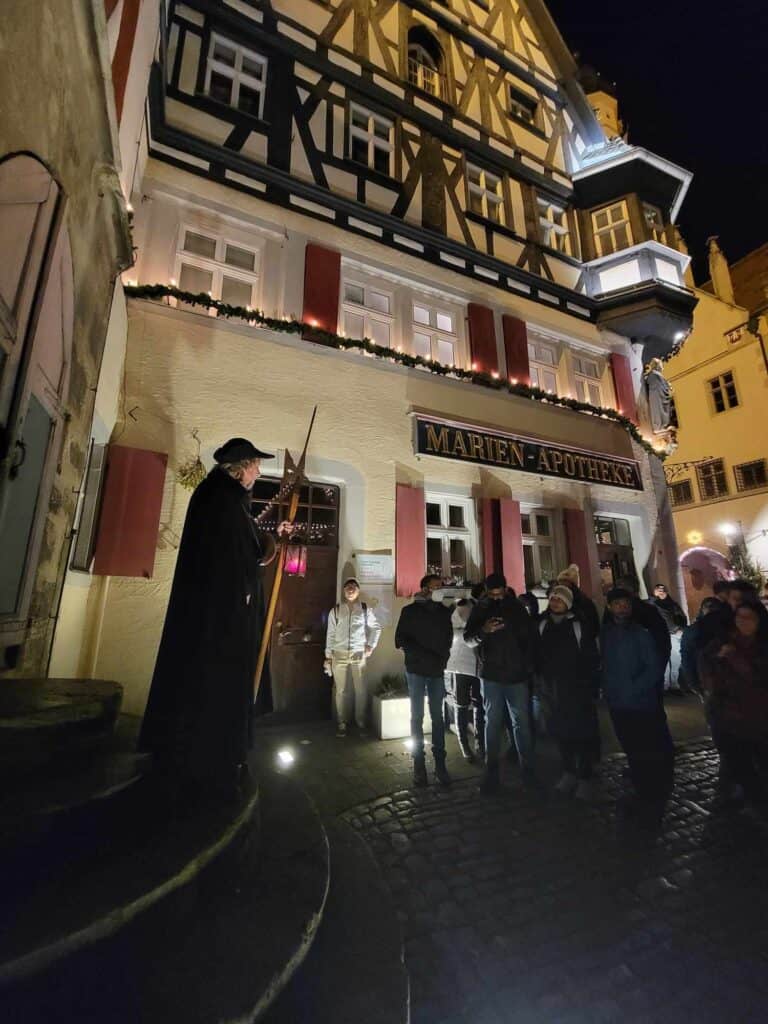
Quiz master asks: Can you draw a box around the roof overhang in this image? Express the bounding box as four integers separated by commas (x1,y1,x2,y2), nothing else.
573,146,693,222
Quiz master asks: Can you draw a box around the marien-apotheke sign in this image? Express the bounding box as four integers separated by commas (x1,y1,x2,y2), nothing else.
415,416,643,491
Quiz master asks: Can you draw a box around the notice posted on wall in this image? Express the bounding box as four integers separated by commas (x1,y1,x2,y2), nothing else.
354,552,394,583
361,583,394,627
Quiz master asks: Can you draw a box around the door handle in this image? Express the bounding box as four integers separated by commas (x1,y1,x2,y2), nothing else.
9,438,26,480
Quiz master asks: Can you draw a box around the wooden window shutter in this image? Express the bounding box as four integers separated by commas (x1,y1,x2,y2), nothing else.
395,483,426,598
499,498,525,595
481,498,500,576
467,303,498,375
502,315,530,385
610,352,638,423
92,445,168,578
563,508,593,597
302,243,341,337
111,0,142,123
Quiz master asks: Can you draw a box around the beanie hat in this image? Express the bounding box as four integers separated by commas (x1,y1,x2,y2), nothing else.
606,587,633,604
557,564,580,587
549,585,574,610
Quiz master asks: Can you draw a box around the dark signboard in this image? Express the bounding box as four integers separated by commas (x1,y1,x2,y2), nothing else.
415,416,643,491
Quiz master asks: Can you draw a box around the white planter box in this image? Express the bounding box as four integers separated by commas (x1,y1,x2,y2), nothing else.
373,694,432,740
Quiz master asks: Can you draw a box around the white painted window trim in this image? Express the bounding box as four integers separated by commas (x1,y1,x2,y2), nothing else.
642,202,665,243
537,197,572,255
339,277,395,347
349,103,394,176
425,492,480,586
173,223,262,314
204,33,268,119
571,352,604,407
410,294,462,366
407,44,443,98
527,336,560,394
467,163,505,225
520,506,558,589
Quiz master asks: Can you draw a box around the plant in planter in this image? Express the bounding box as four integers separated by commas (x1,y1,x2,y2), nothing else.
372,673,432,740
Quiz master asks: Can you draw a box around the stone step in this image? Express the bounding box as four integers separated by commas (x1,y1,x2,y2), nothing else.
1,771,329,1023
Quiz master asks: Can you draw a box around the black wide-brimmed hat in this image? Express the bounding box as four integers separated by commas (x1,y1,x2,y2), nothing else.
213,437,274,463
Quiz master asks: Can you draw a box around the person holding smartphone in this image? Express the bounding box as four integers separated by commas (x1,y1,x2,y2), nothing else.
464,573,539,794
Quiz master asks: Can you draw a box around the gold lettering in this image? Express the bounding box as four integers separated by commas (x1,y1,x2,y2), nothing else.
624,465,637,487
587,459,600,481
510,441,525,468
563,453,576,476
425,423,450,454
468,433,485,461
574,455,588,478
453,431,469,457
611,463,624,485
600,461,612,482
536,448,552,472
495,439,510,465
550,450,564,474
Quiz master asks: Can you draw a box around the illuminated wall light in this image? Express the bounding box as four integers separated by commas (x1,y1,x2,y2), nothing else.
277,748,295,767
170,277,177,286
510,377,518,385
471,362,478,371
491,370,499,379
686,530,703,545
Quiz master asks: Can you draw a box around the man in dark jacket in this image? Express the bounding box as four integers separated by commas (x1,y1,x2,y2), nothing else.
464,573,539,794
395,575,454,787
602,576,671,697
602,588,674,821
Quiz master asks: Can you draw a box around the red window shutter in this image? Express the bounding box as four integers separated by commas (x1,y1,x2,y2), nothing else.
92,445,168,578
111,0,141,123
610,352,638,423
467,303,498,375
395,484,426,598
499,498,525,595
502,315,530,385
563,508,593,598
302,243,341,337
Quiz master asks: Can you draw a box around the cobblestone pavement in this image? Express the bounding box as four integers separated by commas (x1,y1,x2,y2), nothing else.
256,699,768,1023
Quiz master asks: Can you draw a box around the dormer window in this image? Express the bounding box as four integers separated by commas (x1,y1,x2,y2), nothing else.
407,27,445,99
643,203,665,243
592,201,633,257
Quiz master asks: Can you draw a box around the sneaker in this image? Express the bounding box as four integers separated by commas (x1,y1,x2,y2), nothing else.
336,722,348,738
554,772,578,795
575,779,596,802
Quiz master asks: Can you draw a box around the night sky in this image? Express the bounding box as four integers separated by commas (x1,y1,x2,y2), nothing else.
545,0,768,284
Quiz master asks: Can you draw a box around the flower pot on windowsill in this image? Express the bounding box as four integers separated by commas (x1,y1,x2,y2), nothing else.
372,693,432,740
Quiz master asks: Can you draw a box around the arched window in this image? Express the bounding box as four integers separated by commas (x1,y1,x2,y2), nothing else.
407,27,445,99
0,154,73,624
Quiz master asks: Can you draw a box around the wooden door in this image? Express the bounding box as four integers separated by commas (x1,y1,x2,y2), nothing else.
251,479,339,717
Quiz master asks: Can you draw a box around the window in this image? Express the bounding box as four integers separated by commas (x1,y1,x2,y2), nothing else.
538,198,572,256
643,203,665,243
508,85,538,126
425,495,478,585
735,459,768,492
521,511,555,589
527,338,559,393
593,516,632,547
669,479,694,507
341,280,393,347
411,300,458,365
174,226,260,313
71,442,108,571
467,164,504,224
349,104,394,176
572,354,603,407
592,201,633,257
407,27,445,99
204,35,267,119
709,371,739,413
696,459,729,500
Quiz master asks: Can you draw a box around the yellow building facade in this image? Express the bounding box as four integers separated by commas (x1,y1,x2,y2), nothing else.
665,242,768,615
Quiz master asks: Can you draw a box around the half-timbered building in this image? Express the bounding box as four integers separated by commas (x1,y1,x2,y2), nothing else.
53,0,699,717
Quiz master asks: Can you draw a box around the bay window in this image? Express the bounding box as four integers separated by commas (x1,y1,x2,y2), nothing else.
592,201,633,257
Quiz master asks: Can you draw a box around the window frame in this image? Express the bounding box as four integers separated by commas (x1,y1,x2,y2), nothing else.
592,200,633,257
708,370,739,414
508,84,538,127
340,278,395,348
348,103,395,177
527,337,559,394
425,493,479,586
466,163,505,225
173,224,262,314
203,33,268,120
696,458,729,501
643,202,666,244
520,508,557,590
572,353,604,408
669,479,695,508
734,459,768,492
407,42,445,99
410,297,461,366
537,197,572,256
70,440,108,572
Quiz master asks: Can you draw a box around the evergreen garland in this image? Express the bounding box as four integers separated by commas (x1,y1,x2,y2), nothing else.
124,283,665,460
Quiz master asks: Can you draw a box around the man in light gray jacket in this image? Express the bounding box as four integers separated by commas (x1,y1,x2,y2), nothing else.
325,577,382,736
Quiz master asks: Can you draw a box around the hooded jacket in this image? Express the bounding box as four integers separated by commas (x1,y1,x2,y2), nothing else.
464,594,537,685
395,593,453,676
325,601,381,658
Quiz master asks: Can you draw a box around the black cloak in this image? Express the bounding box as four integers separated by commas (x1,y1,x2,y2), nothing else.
138,466,269,778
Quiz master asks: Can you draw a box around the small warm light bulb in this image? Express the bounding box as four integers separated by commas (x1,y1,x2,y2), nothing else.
170,277,177,286
396,345,403,352
277,748,295,767
126,201,134,213
471,362,478,371
403,738,415,752
510,377,518,385
491,370,499,379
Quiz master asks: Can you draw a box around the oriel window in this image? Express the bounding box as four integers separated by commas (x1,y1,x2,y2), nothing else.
349,104,394,176
592,201,633,257
643,203,666,243
467,164,505,225
204,35,267,119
